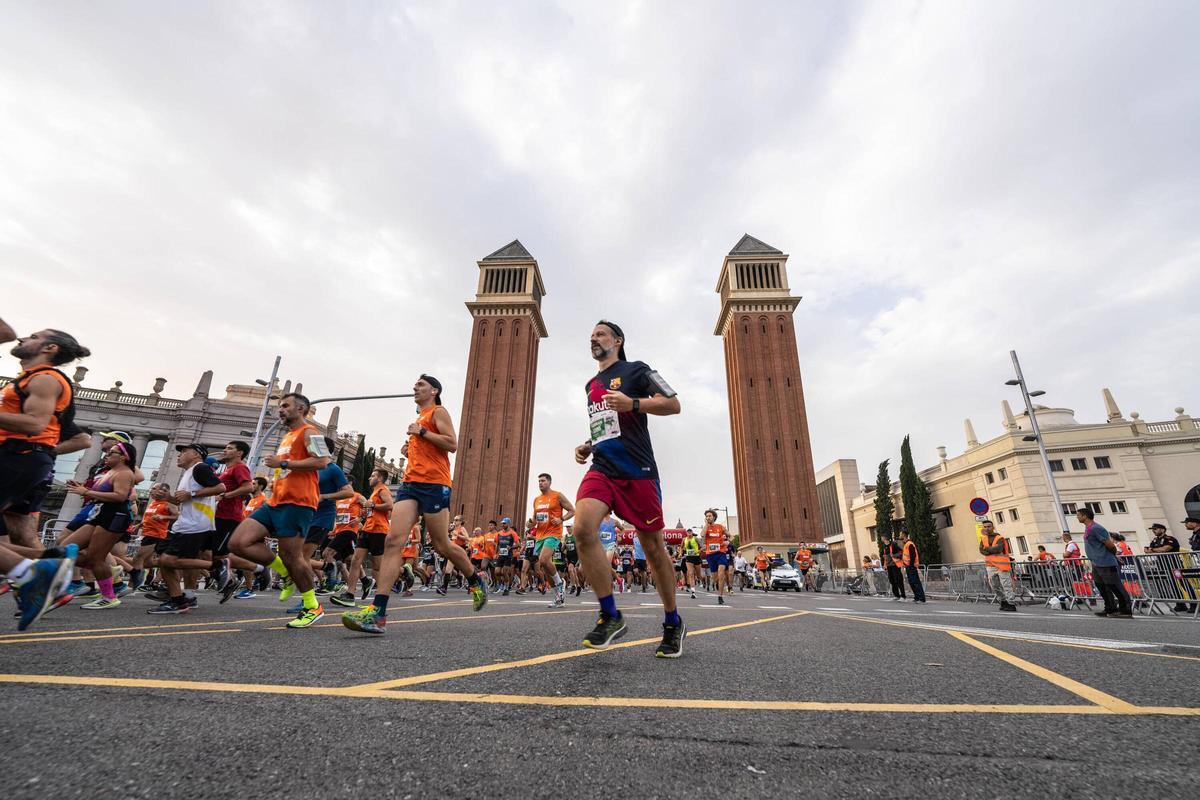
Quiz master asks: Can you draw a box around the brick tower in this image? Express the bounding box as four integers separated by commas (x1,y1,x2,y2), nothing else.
714,234,823,547
452,240,548,526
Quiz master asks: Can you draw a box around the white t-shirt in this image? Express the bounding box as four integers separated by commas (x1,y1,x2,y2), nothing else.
174,462,220,534
733,556,748,573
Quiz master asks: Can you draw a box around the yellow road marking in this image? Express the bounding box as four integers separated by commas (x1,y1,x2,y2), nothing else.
0,629,244,645
0,673,335,696
343,611,809,693
948,632,1140,714
286,608,592,630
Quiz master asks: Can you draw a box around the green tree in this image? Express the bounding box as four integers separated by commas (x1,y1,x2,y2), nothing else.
348,434,369,494
873,459,895,552
899,435,942,564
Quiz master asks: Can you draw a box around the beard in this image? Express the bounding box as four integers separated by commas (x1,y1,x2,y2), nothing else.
591,344,610,361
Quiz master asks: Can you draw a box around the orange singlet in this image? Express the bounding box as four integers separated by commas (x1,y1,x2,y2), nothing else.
402,525,421,559
268,422,322,509
334,493,365,534
244,494,266,519
451,525,469,551
404,406,452,486
141,499,172,540
0,365,72,447
362,484,391,534
703,523,727,554
533,492,565,541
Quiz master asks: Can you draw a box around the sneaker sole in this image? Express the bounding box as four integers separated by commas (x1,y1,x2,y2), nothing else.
656,625,687,659
582,620,628,651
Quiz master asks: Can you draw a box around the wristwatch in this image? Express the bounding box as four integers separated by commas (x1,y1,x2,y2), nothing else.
632,398,641,413
281,459,290,470
418,428,427,438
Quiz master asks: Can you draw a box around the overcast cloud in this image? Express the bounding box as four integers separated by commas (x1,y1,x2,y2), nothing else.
3,1,1198,528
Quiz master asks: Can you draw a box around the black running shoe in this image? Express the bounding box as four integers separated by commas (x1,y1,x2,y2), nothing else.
219,575,243,604
655,622,686,659
582,613,627,650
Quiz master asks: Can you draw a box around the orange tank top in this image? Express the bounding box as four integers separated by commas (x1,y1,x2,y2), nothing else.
334,493,365,534
268,423,321,509
703,523,727,554
533,492,565,541
141,499,172,539
244,494,266,519
362,484,391,533
0,366,72,446
404,405,452,486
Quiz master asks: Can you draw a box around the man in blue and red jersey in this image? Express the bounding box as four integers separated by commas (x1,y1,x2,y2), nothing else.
572,320,684,658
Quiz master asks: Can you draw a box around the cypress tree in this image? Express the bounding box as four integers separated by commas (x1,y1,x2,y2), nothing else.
348,434,369,494
873,459,895,550
899,435,942,564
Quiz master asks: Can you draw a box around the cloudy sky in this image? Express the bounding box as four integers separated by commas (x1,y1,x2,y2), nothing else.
4,1,1197,528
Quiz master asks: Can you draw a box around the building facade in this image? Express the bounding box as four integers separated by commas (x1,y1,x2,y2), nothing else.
451,240,548,524
714,234,824,549
821,391,1200,566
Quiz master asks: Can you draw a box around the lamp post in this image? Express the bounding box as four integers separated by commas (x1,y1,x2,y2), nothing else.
246,355,281,472
1006,350,1070,536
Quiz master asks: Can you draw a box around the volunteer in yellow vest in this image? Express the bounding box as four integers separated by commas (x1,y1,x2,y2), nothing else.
682,529,702,598
979,520,1017,612
344,374,488,636
899,531,926,603
230,392,332,629
533,472,576,608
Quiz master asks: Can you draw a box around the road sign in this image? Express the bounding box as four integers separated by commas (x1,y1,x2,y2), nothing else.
969,497,990,515
975,515,989,523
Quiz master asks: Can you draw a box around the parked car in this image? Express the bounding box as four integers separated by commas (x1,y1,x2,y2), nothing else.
769,564,804,592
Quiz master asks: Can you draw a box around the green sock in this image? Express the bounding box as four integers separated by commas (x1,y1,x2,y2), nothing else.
269,556,289,578
301,589,317,610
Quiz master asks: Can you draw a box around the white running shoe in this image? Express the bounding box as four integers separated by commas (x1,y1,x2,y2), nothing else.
82,596,122,610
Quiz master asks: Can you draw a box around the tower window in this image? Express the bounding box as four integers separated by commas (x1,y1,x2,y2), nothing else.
775,439,779,450
749,378,754,387
762,507,767,519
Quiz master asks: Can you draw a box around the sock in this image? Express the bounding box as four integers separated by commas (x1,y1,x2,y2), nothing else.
403,563,414,580
301,589,317,610
184,589,196,600
254,564,265,573
8,559,34,585
554,574,564,588
598,593,619,619
130,569,145,588
98,577,116,600
441,573,450,589
373,594,389,615
269,556,288,577
665,610,681,627
468,573,481,587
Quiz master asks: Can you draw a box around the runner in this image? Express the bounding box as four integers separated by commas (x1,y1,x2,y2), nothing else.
702,510,731,605
343,374,487,635
399,523,422,596
129,483,176,591
212,440,255,601
562,525,582,596
682,528,701,599
437,514,469,595
334,468,391,608
149,443,224,614
517,518,537,594
229,393,332,628
481,520,499,587
533,473,575,608
322,485,365,595
572,320,684,657
495,517,520,595
754,546,771,591
292,439,353,609
60,440,137,610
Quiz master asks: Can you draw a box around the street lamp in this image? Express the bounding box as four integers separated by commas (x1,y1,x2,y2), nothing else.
1007,350,1070,535
246,355,282,471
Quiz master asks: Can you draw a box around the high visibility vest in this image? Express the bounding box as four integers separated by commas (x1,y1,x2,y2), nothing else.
983,534,1011,571
902,540,919,568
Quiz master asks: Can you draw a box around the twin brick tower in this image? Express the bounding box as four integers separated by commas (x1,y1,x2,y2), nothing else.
452,235,823,547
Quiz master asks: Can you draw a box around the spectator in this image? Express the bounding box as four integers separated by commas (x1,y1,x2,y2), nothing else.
1036,545,1056,562
860,555,876,596
880,534,905,601
1075,507,1132,618
979,520,1017,612
1062,532,1082,562
1185,517,1200,552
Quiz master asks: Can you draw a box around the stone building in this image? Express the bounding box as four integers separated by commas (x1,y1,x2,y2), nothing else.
816,391,1200,566
0,368,404,521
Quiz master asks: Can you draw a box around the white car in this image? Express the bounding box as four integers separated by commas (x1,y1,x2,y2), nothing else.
769,564,803,592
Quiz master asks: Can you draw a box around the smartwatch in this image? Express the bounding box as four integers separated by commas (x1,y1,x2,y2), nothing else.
632,398,641,413
418,428,427,438
280,459,290,470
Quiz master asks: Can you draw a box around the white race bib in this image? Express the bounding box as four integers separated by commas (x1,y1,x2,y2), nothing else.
589,408,620,445
536,512,549,523
336,513,351,525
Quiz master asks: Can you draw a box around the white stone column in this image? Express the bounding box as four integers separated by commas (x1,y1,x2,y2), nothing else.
132,433,151,466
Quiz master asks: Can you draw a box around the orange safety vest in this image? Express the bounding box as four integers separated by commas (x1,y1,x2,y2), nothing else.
902,540,919,568
983,534,1011,572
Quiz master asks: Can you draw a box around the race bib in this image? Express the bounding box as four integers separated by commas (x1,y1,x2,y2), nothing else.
499,546,510,556
589,407,620,445
336,513,351,525
708,543,719,552
535,512,549,523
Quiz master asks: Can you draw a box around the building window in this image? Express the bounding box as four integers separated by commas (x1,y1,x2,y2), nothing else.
996,510,1005,523
1094,456,1111,469
1009,508,1020,520
1109,500,1128,514
1015,536,1029,555
933,507,953,529
1070,458,1088,471
1062,502,1078,515
985,472,995,484
1084,501,1103,515
1049,460,1064,472
998,468,1008,480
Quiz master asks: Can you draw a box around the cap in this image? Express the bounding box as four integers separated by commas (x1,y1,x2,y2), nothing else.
420,374,443,405
1182,517,1200,525
502,517,512,524
100,430,133,444
1149,523,1167,530
596,320,627,361
175,443,209,458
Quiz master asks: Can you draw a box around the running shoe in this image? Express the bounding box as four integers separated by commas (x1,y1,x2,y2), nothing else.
717,595,726,605
548,597,564,609
655,622,686,659
143,590,170,603
147,600,189,615
65,580,87,596
402,589,413,597
183,597,198,610
435,585,447,596
219,576,243,604
315,586,332,596
515,588,526,595
502,588,510,596
16,546,78,631
235,589,257,600
81,596,122,610
43,591,76,615
554,586,565,606
582,613,627,650
287,600,304,614
212,561,230,592
470,579,489,612
689,589,697,599
278,575,296,603
116,584,134,598
287,605,324,629
75,586,101,601
330,591,357,608
341,604,386,634
361,577,376,600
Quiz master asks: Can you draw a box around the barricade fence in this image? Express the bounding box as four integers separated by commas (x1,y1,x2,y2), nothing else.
839,554,1200,618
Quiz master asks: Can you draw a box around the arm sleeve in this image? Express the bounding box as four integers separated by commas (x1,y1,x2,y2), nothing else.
192,464,221,488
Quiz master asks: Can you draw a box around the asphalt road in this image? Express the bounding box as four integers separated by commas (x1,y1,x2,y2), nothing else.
2,584,1198,799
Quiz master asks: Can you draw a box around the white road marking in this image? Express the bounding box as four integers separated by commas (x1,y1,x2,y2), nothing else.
816,607,852,612
758,606,792,610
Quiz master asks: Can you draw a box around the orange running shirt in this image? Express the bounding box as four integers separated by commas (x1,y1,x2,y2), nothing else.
703,523,727,554
362,484,392,534
468,536,484,560
141,499,172,539
1036,551,1056,562
754,554,770,570
483,530,499,559
0,366,72,447
404,406,452,486
533,492,566,541
451,525,469,550
402,525,421,559
334,493,365,534
244,494,266,519
268,422,323,509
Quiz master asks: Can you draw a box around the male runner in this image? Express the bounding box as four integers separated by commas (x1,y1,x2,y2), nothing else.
533,473,575,608
335,468,391,607
294,440,353,607
572,320,684,657
322,485,365,593
148,443,224,613
212,440,254,598
702,510,731,605
562,526,582,595
343,374,487,635
496,517,520,594
754,546,771,591
517,519,537,593
437,514,469,595
681,528,701,598
229,393,332,628
481,520,499,585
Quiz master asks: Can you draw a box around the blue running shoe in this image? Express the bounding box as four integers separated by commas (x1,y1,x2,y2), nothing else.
17,545,78,631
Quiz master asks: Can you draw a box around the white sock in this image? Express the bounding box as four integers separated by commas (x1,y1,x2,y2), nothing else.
554,574,564,588
184,589,196,599
8,559,35,585
254,564,265,573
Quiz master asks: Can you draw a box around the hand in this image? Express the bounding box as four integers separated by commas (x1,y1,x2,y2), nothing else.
550,516,561,527
574,441,592,464
407,423,423,437
66,479,82,488
67,484,88,495
263,454,283,468
172,490,192,504
602,390,633,412
400,442,409,457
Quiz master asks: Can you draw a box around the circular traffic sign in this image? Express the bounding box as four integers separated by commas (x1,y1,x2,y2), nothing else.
969,497,990,515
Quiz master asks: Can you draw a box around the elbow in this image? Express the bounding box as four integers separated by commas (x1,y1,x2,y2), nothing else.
445,440,458,454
